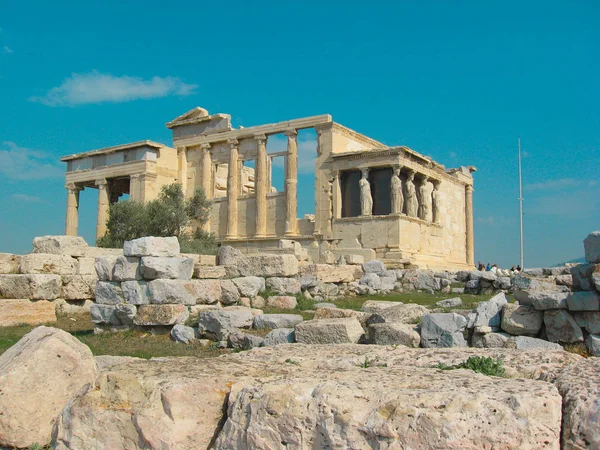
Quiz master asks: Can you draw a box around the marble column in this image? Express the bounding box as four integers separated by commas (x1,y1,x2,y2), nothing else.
177,147,187,195
200,144,212,198
225,139,239,239
284,129,298,236
96,179,109,242
200,144,213,232
465,184,475,266
65,183,82,236
254,134,268,237
129,174,140,202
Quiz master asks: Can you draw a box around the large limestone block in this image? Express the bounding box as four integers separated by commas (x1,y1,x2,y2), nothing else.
0,326,97,448
91,304,135,326
505,336,563,350
220,280,241,305
228,331,264,350
266,295,297,309
218,245,243,265
140,256,194,280
500,303,543,336
313,307,372,329
147,279,221,305
19,253,77,275
133,304,189,325
575,311,600,334
544,310,584,343
227,254,299,278
262,328,295,346
584,230,600,263
362,259,386,276
420,313,468,348
95,281,124,304
0,274,61,300
300,263,360,283
295,318,364,344
94,255,118,281
182,253,217,266
361,300,401,313
253,314,304,329
32,235,88,257
555,356,600,449
171,324,196,343
586,334,600,356
54,299,93,316
112,256,142,281
368,322,420,347
570,263,595,291
193,265,226,279
232,276,265,297
82,247,123,258
0,253,21,274
123,236,180,257
198,309,254,340
471,331,511,348
468,292,508,328
402,269,440,291
215,366,562,450
367,303,429,325
265,277,301,295
566,291,600,311
121,280,150,305
61,275,96,300
359,272,381,289
526,291,570,310
0,299,56,326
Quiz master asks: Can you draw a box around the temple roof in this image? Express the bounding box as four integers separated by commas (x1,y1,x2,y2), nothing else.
60,140,167,162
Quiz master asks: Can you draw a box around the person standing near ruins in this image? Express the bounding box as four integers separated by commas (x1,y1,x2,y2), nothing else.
405,171,418,217
359,169,373,216
390,166,404,214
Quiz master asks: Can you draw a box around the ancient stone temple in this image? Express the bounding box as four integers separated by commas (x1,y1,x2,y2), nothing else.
61,107,476,269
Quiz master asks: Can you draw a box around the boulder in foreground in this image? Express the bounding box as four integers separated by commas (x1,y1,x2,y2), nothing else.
0,326,97,448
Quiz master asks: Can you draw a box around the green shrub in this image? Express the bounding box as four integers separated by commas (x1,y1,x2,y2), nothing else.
436,356,506,377
98,183,217,254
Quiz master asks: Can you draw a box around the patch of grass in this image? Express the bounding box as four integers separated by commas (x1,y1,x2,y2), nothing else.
436,356,506,377
285,358,299,365
332,292,494,312
0,315,229,359
358,356,388,368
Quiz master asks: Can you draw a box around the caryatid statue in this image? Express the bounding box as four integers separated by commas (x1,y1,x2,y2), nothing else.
432,180,441,223
390,166,403,214
418,176,431,221
359,168,373,216
405,171,418,217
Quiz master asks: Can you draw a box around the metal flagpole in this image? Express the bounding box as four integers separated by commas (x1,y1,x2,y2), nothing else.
518,136,524,269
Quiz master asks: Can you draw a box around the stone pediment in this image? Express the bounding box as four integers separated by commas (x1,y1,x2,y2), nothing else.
166,107,209,127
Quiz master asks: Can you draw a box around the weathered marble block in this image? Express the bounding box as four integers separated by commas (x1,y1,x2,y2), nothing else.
295,318,365,344
368,322,420,347
253,314,304,330
121,280,150,305
19,254,78,276
420,313,468,348
32,235,88,257
193,265,226,279
94,256,119,281
133,304,189,326
112,256,142,282
198,309,255,340
584,230,600,263
232,276,265,297
95,281,124,304
0,274,61,300
140,257,194,280
0,253,21,274
123,236,180,257
61,275,96,300
0,299,56,326
147,279,221,305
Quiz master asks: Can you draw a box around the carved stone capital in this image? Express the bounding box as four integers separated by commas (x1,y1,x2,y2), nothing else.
284,129,298,137
200,143,212,150
65,183,82,192
129,173,141,180
177,146,187,155
95,179,108,188
314,122,333,136
253,134,267,144
227,138,239,148
466,185,474,194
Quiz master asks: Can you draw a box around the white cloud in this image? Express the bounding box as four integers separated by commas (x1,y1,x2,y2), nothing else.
2,46,12,54
29,70,197,106
525,178,586,191
12,193,41,202
0,142,64,180
267,134,317,174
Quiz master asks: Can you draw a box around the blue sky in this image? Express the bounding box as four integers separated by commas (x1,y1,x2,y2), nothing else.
0,0,598,267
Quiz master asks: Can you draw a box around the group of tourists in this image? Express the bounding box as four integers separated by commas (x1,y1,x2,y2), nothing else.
477,261,522,275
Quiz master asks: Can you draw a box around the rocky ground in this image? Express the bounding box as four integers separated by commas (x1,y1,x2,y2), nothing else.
0,326,598,449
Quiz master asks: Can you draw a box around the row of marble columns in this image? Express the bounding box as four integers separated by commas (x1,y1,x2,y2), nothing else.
355,166,442,223
66,174,153,241
177,129,299,240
